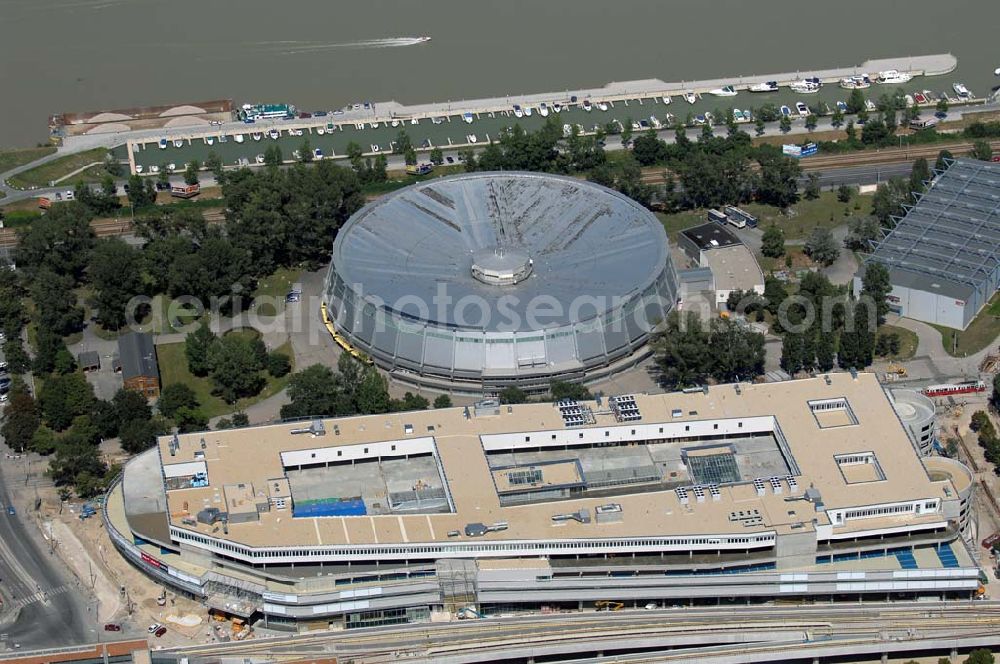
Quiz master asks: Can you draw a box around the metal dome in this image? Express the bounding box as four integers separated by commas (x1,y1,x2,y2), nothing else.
324,172,678,392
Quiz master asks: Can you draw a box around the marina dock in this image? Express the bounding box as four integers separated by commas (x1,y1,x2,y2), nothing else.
121,53,961,175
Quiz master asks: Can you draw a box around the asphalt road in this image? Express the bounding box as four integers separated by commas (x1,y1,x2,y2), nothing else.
0,444,93,650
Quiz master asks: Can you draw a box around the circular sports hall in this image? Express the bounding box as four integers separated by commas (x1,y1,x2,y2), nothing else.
324,172,677,392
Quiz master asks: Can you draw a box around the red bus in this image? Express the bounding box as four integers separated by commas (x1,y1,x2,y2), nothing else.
922,381,986,398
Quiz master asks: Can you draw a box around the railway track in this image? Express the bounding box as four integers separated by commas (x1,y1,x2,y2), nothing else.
638,139,1000,186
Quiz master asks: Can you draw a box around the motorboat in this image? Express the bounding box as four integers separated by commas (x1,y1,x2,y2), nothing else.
314,148,323,159
649,115,662,129
267,129,279,139
410,118,419,125
391,119,400,128
149,165,159,174
135,164,143,173
562,123,573,137
218,135,228,143
704,111,714,124
467,134,477,144
683,91,698,104
371,144,380,152
234,134,244,144
878,69,913,84
432,116,444,124
539,103,549,117
255,154,265,164
158,138,167,149
463,112,474,123
317,128,325,135
953,82,971,98
709,85,737,97
840,75,871,90
790,78,821,93
836,100,848,112
904,94,915,107
252,132,262,141
638,119,650,130
694,114,706,125
513,104,523,118
749,81,779,93
596,101,609,111
166,163,176,172
663,113,675,125
173,139,184,148
553,102,562,113
779,105,792,117
524,106,533,117
796,101,809,116
732,109,744,122
370,122,379,129
865,99,877,112
914,92,927,104
582,99,593,111
631,120,642,131
204,136,214,145
292,150,300,160
661,95,672,105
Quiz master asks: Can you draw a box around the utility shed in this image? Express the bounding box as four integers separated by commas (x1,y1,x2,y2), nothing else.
855,158,1000,330
118,332,160,398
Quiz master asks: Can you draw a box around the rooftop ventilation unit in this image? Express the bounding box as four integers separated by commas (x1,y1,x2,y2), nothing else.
609,394,641,422
557,399,594,427
709,484,722,501
675,487,689,505
769,477,783,494
552,509,592,524
290,420,326,436
473,399,501,418
169,433,180,457
786,475,799,492
753,478,766,497
595,503,623,524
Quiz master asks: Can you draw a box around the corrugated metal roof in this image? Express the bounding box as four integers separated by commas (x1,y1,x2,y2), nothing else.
864,158,1000,298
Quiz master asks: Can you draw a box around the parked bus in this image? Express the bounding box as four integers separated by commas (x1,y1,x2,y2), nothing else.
922,381,986,398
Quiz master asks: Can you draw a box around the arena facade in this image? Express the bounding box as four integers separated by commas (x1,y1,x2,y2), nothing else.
324,172,678,392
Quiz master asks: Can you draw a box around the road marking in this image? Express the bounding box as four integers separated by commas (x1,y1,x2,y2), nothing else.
6,584,69,611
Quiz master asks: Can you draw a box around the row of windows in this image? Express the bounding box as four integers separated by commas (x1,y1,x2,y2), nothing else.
170,528,777,561
841,503,919,521
522,421,747,443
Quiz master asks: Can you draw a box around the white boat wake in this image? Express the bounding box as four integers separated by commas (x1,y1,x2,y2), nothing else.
273,37,431,55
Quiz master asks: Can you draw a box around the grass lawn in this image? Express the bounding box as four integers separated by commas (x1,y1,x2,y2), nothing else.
0,146,56,175
156,338,295,418
931,292,1000,357
253,267,301,316
656,192,872,246
7,148,109,189
759,247,815,273
876,324,919,361
746,191,872,242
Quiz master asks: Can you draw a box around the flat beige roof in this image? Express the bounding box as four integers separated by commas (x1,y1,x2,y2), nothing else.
157,373,959,549
703,245,764,292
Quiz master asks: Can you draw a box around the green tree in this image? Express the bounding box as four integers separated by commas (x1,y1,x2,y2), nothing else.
433,394,453,409
0,389,40,452
803,172,821,200
761,225,786,258
40,372,96,431
755,147,800,208
112,387,152,428
909,157,931,194
992,373,1000,413
499,386,528,404
815,329,835,371
620,119,634,148
836,183,854,203
971,140,993,161
708,317,765,383
15,203,95,281
936,98,949,116
184,160,200,186
205,151,224,182
550,380,592,401
158,383,199,420
356,367,390,414
281,364,340,419
89,238,144,330
846,89,866,115
299,138,313,163
33,327,76,375
963,649,995,664
935,149,953,172
844,120,857,143
429,147,444,165
779,115,792,134
805,114,818,132
31,269,84,336
208,334,267,403
390,392,429,412
844,215,881,251
803,227,839,266
754,116,765,136
157,164,170,188
860,261,892,326
48,440,107,496
185,323,218,377
119,418,160,454
267,351,291,378
872,178,910,226
653,311,711,389
830,107,844,129
264,145,283,168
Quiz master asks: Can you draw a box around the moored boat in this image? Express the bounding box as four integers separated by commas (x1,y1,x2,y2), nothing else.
790,78,821,93
661,95,671,105
796,101,809,116
524,106,533,117
877,69,913,84
865,99,877,112
780,105,792,117
840,75,871,90
513,104,523,118
173,139,184,148
709,85,737,97
596,101,609,111
749,81,779,93
463,112,474,124
314,148,323,160
582,99,593,111
234,134,244,143
683,91,698,104
539,102,549,117
255,154,265,164
836,100,848,112
252,132,262,141
953,82,971,98
158,138,167,149
553,102,562,113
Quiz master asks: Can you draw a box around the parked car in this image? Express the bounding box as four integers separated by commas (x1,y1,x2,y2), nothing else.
103,623,121,632
154,626,167,637
6,506,15,516
284,292,301,303
147,622,162,633
982,532,1000,549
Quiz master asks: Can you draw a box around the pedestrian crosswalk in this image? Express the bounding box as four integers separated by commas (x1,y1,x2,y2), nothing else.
6,584,69,611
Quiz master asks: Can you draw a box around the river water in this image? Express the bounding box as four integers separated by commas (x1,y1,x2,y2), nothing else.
1,0,998,148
